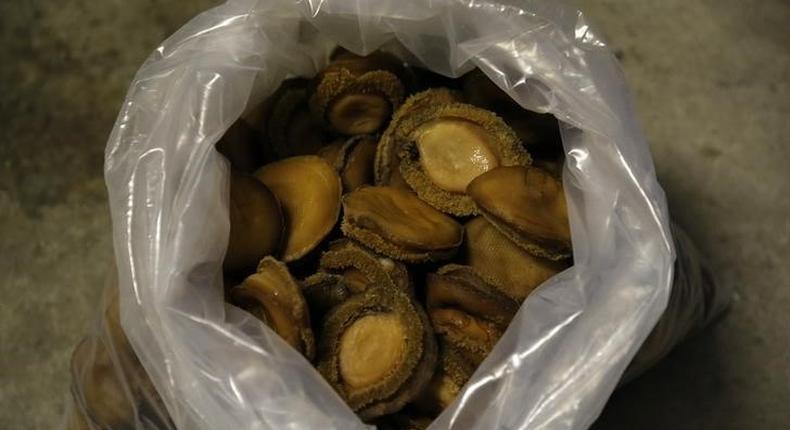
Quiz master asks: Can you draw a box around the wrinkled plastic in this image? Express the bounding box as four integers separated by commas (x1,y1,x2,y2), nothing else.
61,0,712,428
63,229,726,429
64,285,174,430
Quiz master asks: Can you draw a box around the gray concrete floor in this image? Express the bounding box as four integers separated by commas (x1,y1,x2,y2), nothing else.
0,1,788,429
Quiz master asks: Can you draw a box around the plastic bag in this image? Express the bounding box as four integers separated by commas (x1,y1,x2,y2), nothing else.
63,225,727,430
61,0,707,428
65,285,174,430
620,223,729,383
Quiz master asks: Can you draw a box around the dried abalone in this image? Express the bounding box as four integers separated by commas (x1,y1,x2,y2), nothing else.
267,78,329,159
70,338,134,429
426,265,518,366
467,166,571,260
301,272,351,320
341,186,463,262
411,340,475,416
462,216,568,301
316,287,437,419
318,136,379,192
310,51,405,135
216,119,265,173
254,156,341,262
230,257,315,359
375,88,463,189
224,171,284,275
70,288,170,430
319,239,411,293
396,103,531,215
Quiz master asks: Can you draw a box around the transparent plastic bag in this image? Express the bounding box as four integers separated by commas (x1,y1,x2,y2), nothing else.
63,226,728,429
61,0,719,428
64,285,174,430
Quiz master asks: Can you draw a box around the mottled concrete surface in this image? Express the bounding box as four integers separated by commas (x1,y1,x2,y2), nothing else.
585,2,790,429
0,1,219,428
0,1,788,429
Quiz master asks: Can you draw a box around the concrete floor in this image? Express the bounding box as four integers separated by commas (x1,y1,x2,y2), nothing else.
0,1,788,429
